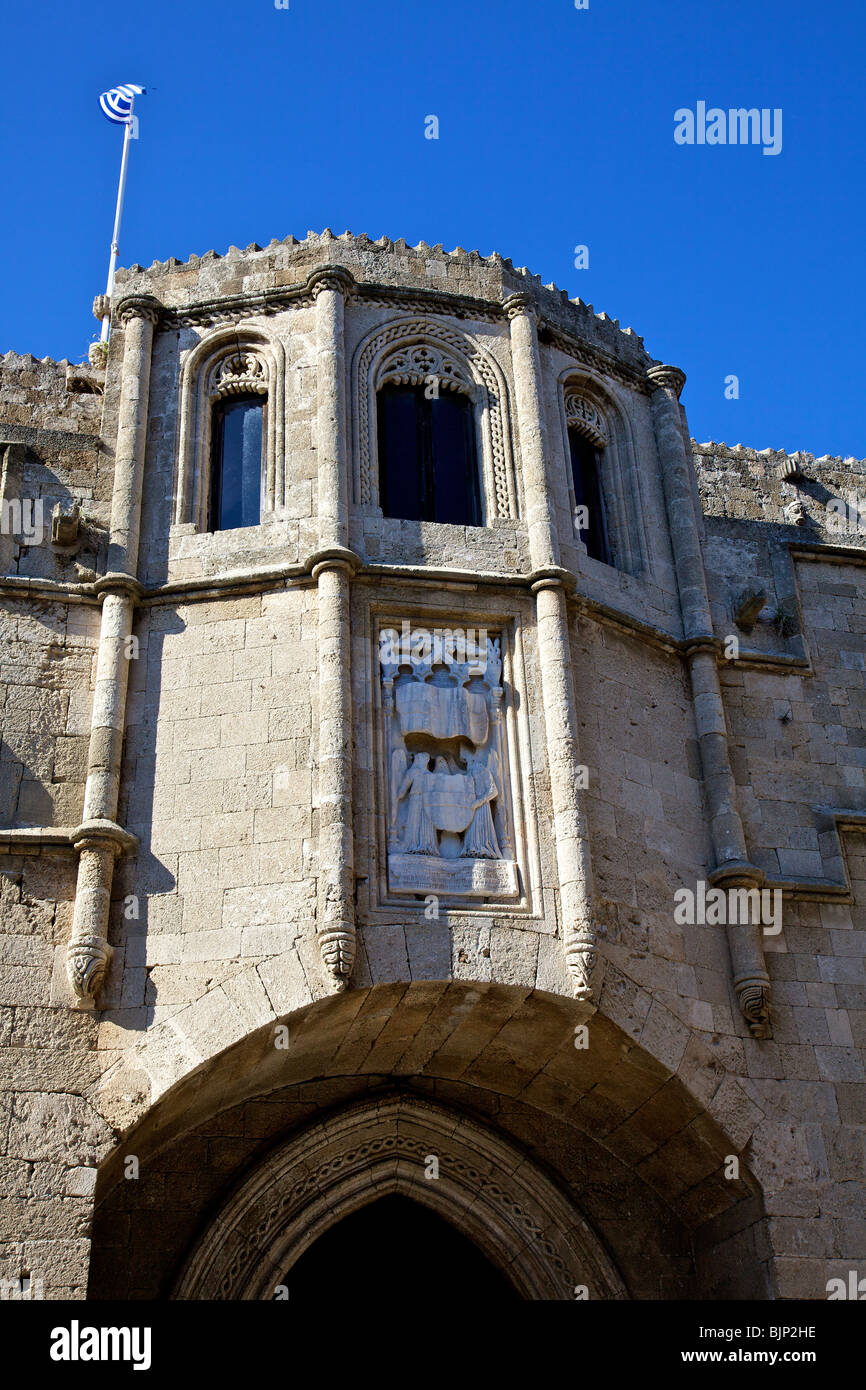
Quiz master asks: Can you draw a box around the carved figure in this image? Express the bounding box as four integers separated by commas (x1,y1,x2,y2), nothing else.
461,748,501,859
394,752,439,855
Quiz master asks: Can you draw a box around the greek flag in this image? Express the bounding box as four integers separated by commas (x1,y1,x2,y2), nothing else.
99,84,145,124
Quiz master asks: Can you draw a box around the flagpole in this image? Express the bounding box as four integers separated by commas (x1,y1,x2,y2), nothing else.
99,102,136,342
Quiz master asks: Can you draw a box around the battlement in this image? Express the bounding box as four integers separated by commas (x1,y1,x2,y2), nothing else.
694,438,866,540
111,228,651,369
0,350,104,435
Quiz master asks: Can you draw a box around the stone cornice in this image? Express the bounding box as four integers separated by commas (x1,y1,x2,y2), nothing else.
0,826,77,855
150,277,652,390
545,325,654,393
0,559,816,675
0,575,102,604
158,278,505,330
0,819,138,858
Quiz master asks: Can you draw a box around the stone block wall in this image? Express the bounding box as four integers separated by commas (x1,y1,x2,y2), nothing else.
0,235,864,1301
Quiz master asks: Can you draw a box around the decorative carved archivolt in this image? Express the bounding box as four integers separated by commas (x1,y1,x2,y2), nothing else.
558,371,650,576
378,342,473,396
174,327,286,527
378,622,519,899
565,390,608,449
354,318,517,520
173,1095,628,1300
207,350,268,400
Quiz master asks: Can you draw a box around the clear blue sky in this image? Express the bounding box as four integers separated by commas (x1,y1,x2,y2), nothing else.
1,0,863,457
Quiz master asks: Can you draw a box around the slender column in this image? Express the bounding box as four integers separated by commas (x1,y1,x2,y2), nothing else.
66,295,160,1005
505,293,596,999
503,294,559,573
311,268,357,988
648,365,771,1037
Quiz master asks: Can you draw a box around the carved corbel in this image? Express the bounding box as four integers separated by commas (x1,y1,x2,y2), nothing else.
66,819,138,1005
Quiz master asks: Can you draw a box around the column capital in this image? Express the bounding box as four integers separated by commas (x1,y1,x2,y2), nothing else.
309,546,362,580
530,565,577,595
307,265,356,300
116,293,163,327
71,818,139,856
93,571,144,602
502,291,536,322
647,363,686,397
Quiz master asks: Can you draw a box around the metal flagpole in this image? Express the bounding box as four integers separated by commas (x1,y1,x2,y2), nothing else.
100,103,136,342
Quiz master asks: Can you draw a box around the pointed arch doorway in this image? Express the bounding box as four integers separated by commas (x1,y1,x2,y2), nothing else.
284,1193,519,1301
174,1094,628,1301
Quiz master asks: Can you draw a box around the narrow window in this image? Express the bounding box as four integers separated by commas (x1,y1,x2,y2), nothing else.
568,428,611,565
377,384,481,526
209,395,264,531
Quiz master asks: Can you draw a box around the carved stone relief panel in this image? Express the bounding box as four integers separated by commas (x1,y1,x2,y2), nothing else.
378,620,520,900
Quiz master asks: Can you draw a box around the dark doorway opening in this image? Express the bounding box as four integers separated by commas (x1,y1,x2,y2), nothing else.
280,1193,520,1301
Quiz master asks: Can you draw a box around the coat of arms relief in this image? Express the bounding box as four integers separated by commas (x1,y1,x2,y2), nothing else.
379,623,520,898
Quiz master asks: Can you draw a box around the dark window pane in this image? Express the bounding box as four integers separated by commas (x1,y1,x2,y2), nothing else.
378,386,424,521
431,392,481,525
568,428,611,564
210,397,263,531
378,383,480,525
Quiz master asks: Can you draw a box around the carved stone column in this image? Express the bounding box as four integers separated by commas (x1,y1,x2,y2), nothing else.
505,293,597,1000
66,295,160,1005
311,268,357,988
648,365,771,1037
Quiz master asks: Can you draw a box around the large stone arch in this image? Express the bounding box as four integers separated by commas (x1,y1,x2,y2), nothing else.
88,982,774,1301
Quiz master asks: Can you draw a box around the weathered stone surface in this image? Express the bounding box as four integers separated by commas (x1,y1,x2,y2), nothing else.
1,233,864,1303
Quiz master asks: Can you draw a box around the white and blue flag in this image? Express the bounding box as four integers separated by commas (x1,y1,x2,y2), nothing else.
98,84,146,124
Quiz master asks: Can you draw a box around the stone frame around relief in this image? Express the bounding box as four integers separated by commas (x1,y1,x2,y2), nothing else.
367,606,540,916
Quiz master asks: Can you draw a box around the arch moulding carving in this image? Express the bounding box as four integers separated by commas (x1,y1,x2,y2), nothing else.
352,317,518,522
174,323,287,530
558,367,650,575
173,1094,628,1301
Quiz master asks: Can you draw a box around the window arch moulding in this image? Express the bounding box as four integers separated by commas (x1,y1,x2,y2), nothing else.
558,370,649,576
174,325,287,530
353,318,519,523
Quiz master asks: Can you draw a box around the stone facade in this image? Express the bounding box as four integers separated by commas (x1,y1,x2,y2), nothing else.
0,231,864,1300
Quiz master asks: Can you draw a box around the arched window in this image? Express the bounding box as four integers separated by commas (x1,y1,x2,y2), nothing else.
205,350,268,532
354,326,517,522
377,382,481,526
175,334,284,531
209,394,264,531
567,427,610,565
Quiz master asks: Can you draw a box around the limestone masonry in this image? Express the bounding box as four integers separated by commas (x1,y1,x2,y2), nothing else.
0,231,864,1300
